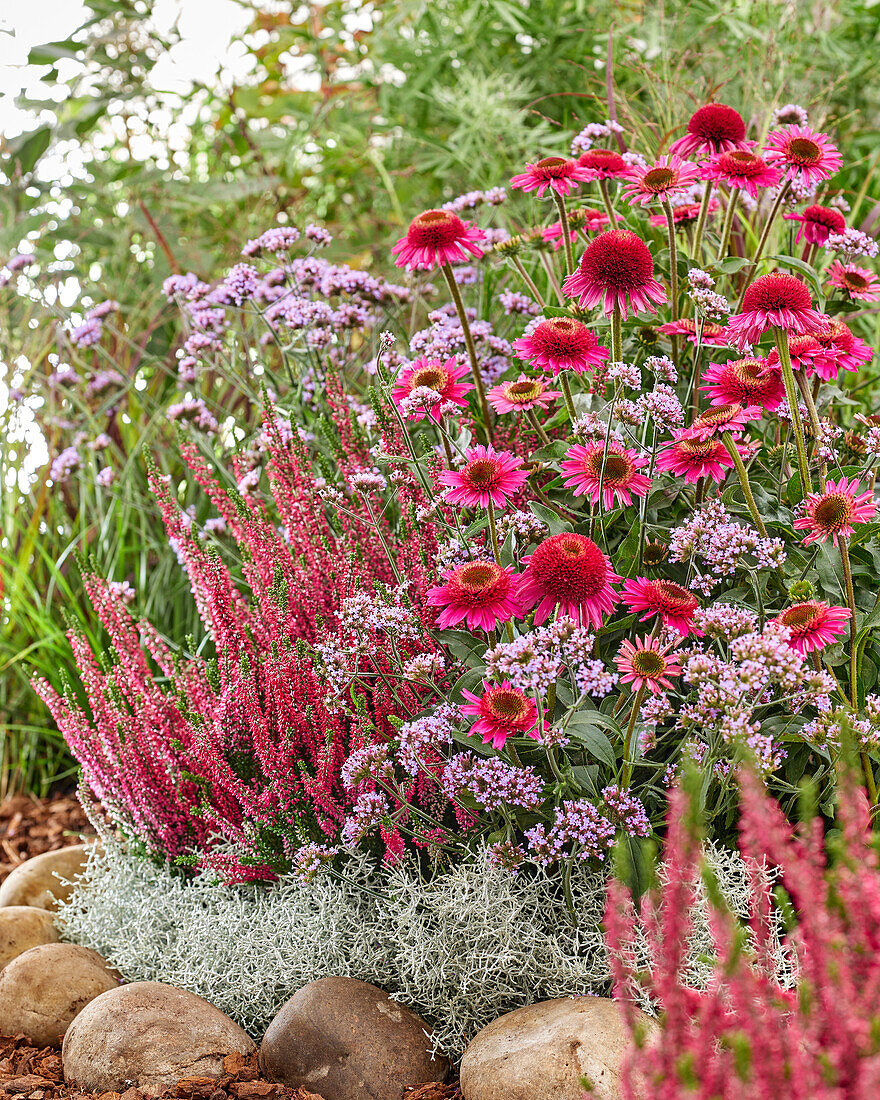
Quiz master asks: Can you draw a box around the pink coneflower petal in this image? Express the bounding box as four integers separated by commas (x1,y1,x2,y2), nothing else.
615,635,683,694
649,198,721,228
620,577,700,636
576,148,629,179
518,532,620,628
702,147,780,198
560,441,653,510
806,316,873,381
700,357,784,411
392,356,474,422
725,273,824,350
461,680,540,749
620,155,702,207
771,601,851,654
427,560,522,632
510,156,591,198
827,261,880,302
487,374,561,414
438,444,530,508
391,209,486,271
793,476,876,544
669,103,747,157
764,125,843,187
655,431,739,483
685,402,763,441
657,318,729,346
562,230,667,320
783,204,847,245
513,317,609,376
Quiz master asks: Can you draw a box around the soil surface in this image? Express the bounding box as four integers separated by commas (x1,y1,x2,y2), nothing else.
0,796,461,1100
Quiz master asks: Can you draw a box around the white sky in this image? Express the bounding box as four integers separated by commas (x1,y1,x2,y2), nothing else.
0,0,254,140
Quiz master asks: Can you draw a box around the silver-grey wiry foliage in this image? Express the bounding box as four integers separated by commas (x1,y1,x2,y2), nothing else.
56,838,784,1060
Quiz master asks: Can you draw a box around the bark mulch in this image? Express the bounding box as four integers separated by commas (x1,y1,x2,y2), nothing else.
0,795,94,886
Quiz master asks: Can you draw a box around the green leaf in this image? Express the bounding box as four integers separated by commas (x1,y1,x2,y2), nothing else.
7,127,52,176
528,500,573,535
566,711,619,769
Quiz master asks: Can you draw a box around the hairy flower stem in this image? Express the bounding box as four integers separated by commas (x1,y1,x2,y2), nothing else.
610,303,622,365
552,191,575,278
716,189,739,261
539,252,566,305
511,255,545,304
621,684,647,789
795,372,827,489
526,408,553,445
662,200,680,367
486,498,502,566
721,431,769,538
441,262,493,444
559,372,578,423
774,327,812,495
691,181,714,259
736,182,790,310
598,179,618,228
838,533,876,801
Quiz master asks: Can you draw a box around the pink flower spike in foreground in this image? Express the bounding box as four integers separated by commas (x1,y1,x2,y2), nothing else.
827,261,880,302
391,209,485,271
615,635,683,694
702,147,780,198
655,432,739,484
439,444,529,508
771,601,851,654
461,681,540,749
392,356,474,422
669,103,746,156
794,476,876,545
427,560,521,632
513,317,609,376
620,577,700,636
685,402,763,441
560,441,652,509
764,125,843,187
510,156,591,198
487,374,561,414
620,155,701,207
783,203,846,245
563,230,667,320
725,273,824,350
700,357,784,411
518,532,620,627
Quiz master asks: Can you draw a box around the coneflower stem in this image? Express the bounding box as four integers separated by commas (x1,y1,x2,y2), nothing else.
486,497,502,566
511,255,545,304
774,326,812,496
610,303,622,365
795,371,827,489
559,371,578,423
552,191,575,279
691,181,714,259
622,684,647,789
526,408,553,445
736,182,790,310
441,262,493,444
662,199,680,366
838,533,876,801
598,179,618,228
722,431,769,538
716,189,739,262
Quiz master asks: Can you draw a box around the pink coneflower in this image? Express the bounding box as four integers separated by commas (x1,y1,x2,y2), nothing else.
487,374,561,414
541,208,609,250
783,204,847,245
655,432,738,483
764,126,843,187
439,445,529,508
794,476,876,544
657,318,729,346
510,156,591,198
725,273,824,350
461,681,540,749
392,357,474,422
764,334,836,379
518,532,620,627
702,148,780,198
562,230,667,320
669,103,747,156
513,317,609,376
620,578,700,636
685,402,762,441
560,441,652,509
576,148,629,179
427,560,522,632
649,198,721,228
700,357,784,411
827,261,880,302
808,317,873,381
615,636,683,694
620,155,701,207
771,601,851,655
391,209,486,270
